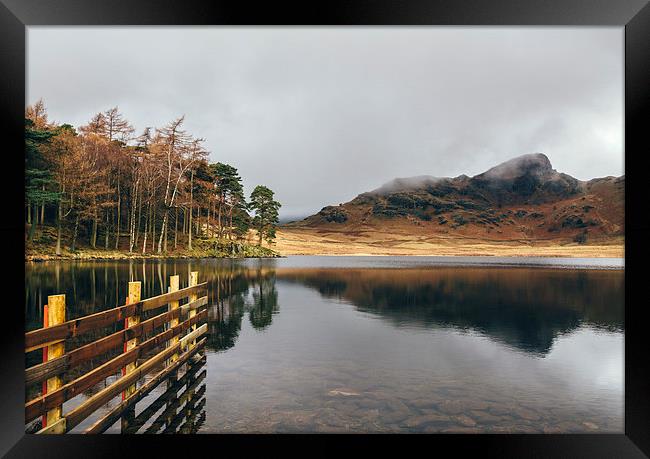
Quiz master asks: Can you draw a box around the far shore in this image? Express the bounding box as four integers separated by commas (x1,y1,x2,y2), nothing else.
24,228,625,261
274,228,625,258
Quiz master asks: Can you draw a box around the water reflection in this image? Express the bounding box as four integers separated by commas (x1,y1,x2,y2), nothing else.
26,261,623,357
205,266,279,351
275,268,624,355
25,258,624,433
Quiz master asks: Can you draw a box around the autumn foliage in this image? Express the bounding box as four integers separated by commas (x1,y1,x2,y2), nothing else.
25,100,280,256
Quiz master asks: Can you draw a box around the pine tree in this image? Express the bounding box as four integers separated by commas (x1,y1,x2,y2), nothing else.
210,162,246,240
249,185,281,246
25,119,59,241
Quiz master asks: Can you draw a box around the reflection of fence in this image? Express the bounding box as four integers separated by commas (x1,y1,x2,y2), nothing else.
25,271,208,434
120,357,207,434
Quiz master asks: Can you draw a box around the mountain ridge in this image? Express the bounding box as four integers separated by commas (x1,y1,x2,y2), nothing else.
287,153,624,245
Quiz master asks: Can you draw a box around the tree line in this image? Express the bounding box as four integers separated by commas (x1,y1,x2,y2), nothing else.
25,100,281,255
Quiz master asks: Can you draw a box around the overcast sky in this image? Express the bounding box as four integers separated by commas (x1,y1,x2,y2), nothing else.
27,27,623,220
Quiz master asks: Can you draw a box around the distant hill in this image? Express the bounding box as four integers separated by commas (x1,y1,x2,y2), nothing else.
286,153,624,244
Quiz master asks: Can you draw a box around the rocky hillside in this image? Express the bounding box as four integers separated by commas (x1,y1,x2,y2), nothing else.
289,154,624,244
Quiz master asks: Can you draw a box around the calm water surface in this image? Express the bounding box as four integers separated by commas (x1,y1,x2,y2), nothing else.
25,256,624,433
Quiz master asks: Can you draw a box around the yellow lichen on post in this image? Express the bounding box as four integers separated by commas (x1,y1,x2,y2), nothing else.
46,294,65,429
188,271,199,349
168,275,180,364
123,281,141,399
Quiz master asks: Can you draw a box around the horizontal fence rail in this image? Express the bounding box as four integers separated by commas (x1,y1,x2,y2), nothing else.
25,272,209,434
25,283,208,352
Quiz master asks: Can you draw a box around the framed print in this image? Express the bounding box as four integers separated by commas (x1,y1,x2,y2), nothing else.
1,0,649,457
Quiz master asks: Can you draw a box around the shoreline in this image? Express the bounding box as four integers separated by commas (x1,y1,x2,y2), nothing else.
25,231,625,263
25,230,280,262
25,253,282,263
25,250,625,262
25,252,624,270
25,244,281,263
271,251,625,258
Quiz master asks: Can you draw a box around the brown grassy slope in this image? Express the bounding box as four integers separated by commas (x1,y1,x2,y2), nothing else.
274,227,623,257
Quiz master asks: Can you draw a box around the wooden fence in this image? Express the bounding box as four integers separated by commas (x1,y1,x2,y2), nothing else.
25,271,209,434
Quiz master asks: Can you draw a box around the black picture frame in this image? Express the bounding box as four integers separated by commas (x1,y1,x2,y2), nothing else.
1,0,648,457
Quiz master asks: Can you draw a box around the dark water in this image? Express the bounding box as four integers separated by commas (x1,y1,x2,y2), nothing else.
25,256,624,433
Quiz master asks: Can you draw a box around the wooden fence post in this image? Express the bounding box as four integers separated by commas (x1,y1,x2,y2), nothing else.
43,294,65,432
188,271,198,349
123,282,142,396
167,275,180,373
121,281,141,432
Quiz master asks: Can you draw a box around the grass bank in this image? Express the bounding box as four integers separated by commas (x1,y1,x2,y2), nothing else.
25,226,279,262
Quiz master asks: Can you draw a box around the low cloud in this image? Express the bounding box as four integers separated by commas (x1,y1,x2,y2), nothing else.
28,27,623,219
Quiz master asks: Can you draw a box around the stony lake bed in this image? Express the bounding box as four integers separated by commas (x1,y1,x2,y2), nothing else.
25,256,624,433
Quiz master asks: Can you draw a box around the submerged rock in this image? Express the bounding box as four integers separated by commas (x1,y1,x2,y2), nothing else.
454,414,478,427
328,388,361,397
408,398,438,410
356,398,384,409
513,407,541,421
380,409,410,424
542,425,564,434
436,399,492,412
469,410,502,423
404,413,451,428
488,404,516,416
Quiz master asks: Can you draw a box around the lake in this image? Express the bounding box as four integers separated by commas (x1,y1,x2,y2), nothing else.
25,256,624,433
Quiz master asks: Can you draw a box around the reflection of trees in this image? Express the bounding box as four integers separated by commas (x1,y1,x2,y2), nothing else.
208,292,245,352
25,260,190,330
204,264,279,351
25,259,281,356
248,271,279,330
276,268,624,356
205,266,249,353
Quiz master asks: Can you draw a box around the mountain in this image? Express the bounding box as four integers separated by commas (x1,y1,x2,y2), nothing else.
287,153,624,244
